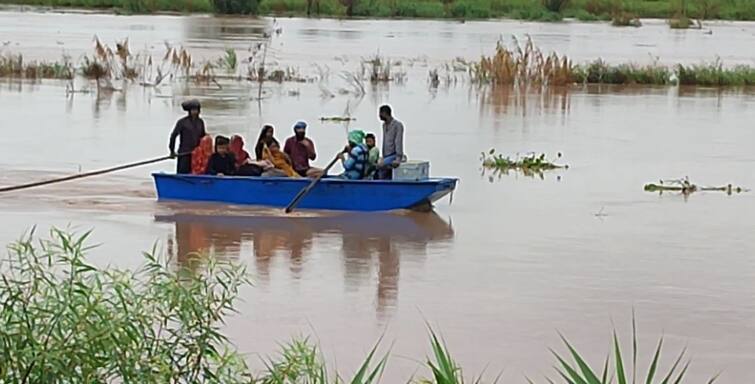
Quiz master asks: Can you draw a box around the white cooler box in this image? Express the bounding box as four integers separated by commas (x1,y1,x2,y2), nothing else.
393,160,430,181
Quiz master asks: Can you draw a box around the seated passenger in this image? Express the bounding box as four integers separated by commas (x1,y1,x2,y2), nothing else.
255,124,279,161
263,141,299,177
191,135,213,175
341,130,369,180
365,133,380,178
231,134,264,176
206,136,236,176
284,121,323,178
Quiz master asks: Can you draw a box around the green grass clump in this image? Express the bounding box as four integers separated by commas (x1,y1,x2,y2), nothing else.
550,314,719,384
450,0,492,18
573,59,672,84
395,0,446,18
255,337,387,383
0,54,74,79
677,61,755,86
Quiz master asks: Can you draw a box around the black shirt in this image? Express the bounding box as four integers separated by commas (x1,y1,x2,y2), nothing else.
169,115,206,154
206,153,236,175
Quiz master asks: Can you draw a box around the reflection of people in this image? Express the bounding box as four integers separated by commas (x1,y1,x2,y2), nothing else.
341,235,399,320
169,217,244,272
375,238,399,320
156,211,453,319
169,99,206,174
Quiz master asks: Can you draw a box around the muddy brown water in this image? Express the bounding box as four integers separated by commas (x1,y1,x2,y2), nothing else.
1,9,755,382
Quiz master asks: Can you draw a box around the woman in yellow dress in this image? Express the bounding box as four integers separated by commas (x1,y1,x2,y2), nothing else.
262,141,299,177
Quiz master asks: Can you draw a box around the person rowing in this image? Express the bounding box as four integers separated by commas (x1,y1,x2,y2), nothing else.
168,99,206,174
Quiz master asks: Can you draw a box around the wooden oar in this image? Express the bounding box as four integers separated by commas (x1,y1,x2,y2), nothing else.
0,154,182,193
284,152,342,214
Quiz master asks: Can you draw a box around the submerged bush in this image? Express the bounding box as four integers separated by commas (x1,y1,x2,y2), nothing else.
677,61,755,86
542,0,569,12
0,229,251,382
611,11,641,26
212,0,259,14
573,59,672,84
0,54,74,79
449,0,492,18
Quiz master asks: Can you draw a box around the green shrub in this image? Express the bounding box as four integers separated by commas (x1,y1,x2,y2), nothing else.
542,0,569,12
318,0,347,15
258,0,306,13
566,8,601,20
449,0,492,18
352,0,396,17
677,62,755,86
612,11,642,26
395,1,445,18
212,0,258,13
0,228,251,382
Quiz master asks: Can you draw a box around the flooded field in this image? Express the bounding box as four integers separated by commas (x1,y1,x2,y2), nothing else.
1,9,755,382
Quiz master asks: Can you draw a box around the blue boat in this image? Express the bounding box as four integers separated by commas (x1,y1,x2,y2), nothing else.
152,173,458,212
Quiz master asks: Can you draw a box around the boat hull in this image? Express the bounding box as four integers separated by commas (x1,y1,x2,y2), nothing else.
152,173,458,212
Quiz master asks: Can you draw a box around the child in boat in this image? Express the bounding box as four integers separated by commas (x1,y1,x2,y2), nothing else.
341,130,369,180
191,135,213,175
365,133,380,178
262,141,299,177
206,136,236,176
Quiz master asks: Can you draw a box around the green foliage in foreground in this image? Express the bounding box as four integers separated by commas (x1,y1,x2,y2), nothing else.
2,0,754,20
549,314,720,384
0,228,251,382
0,230,721,383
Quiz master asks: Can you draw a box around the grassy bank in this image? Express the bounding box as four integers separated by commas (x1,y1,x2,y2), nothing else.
0,0,214,13
0,228,721,382
1,0,755,20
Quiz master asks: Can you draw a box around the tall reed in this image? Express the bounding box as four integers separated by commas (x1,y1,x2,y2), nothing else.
470,37,574,87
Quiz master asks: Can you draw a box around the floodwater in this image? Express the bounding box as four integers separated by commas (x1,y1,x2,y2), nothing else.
2,9,755,382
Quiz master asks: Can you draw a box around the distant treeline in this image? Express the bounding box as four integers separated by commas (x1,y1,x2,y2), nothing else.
1,0,754,20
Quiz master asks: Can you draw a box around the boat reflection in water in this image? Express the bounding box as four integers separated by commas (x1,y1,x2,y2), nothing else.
155,203,454,318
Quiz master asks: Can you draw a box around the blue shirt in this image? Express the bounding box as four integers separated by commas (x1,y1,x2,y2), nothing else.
343,144,368,180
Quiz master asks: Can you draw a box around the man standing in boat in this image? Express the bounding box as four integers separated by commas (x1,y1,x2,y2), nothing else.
377,105,404,180
169,99,206,174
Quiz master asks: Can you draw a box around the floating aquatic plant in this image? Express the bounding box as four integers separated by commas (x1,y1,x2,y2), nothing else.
482,149,568,174
644,177,745,195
